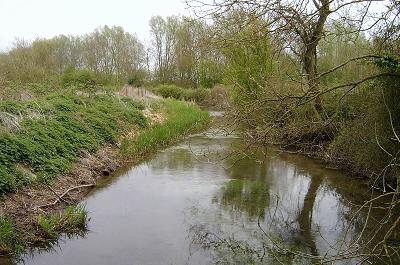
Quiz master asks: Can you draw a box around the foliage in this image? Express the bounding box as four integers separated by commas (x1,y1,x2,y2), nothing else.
0,205,87,255
182,87,210,102
0,26,146,85
199,59,224,88
154,84,212,104
149,15,224,88
127,69,147,87
209,7,400,187
0,92,147,195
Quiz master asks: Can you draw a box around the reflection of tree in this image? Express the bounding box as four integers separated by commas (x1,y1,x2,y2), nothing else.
218,179,270,219
224,143,270,181
297,175,322,257
217,144,271,220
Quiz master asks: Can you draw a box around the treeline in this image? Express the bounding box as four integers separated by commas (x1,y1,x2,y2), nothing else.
149,16,223,88
0,26,145,84
0,17,224,89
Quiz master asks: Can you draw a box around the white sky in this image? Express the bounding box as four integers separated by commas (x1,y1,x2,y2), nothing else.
0,0,190,51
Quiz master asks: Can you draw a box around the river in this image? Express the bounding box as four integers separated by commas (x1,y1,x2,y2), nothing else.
3,111,396,265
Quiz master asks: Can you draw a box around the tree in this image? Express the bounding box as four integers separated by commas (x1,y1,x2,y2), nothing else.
188,0,392,115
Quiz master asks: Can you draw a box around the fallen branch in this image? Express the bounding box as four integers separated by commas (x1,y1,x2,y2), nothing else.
37,183,95,209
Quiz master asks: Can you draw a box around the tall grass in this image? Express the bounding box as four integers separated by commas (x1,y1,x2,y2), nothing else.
121,99,210,157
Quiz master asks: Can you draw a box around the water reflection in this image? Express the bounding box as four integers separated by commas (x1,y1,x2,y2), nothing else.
216,179,270,220
189,139,398,264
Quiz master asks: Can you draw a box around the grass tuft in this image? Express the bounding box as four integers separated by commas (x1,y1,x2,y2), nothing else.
38,205,87,239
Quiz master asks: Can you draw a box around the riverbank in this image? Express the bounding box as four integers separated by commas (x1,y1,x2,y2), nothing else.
0,94,210,256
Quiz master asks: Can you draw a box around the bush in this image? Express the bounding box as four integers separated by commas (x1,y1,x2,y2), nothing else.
38,205,87,239
127,70,146,87
155,84,184,99
155,84,211,104
60,68,97,92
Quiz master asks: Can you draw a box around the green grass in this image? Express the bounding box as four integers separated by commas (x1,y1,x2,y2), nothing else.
121,99,210,157
0,217,24,255
0,92,147,195
38,205,87,239
0,205,88,255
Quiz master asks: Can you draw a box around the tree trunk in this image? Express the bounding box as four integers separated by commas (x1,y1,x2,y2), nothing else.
304,45,324,116
302,0,330,118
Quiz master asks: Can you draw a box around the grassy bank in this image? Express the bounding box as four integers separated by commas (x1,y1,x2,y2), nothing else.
121,99,210,157
0,94,210,256
0,92,147,196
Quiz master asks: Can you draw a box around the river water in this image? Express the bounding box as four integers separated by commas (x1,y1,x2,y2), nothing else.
4,111,397,265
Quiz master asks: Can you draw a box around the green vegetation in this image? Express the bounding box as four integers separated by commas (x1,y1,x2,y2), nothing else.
0,92,147,195
60,68,98,92
122,99,210,157
0,217,23,254
38,205,87,239
154,84,185,100
153,84,210,103
211,10,400,189
0,205,87,255
0,80,210,255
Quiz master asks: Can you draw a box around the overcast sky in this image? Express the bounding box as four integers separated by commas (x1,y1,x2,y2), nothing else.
0,0,190,51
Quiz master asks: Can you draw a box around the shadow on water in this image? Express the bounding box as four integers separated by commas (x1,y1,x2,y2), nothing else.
6,111,398,265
